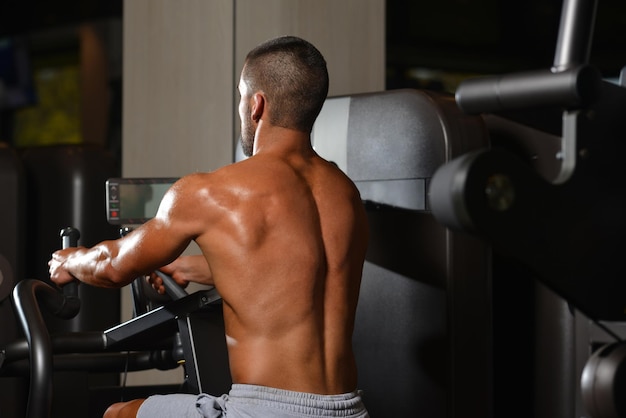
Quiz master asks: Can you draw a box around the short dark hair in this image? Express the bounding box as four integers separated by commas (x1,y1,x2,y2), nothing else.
243,36,329,133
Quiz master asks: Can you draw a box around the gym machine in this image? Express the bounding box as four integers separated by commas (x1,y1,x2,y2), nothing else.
0,175,230,418
310,88,490,416
1,226,229,418
3,1,623,416
429,0,626,416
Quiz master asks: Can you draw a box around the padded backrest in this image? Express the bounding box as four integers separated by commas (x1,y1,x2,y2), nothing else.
312,89,486,210
312,89,492,417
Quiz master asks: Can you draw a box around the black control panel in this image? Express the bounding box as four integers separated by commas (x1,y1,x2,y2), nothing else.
106,177,178,225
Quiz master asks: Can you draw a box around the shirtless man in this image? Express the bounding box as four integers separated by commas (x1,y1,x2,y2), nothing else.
48,36,370,417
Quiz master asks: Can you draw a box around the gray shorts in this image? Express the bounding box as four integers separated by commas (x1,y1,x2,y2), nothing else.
137,384,369,417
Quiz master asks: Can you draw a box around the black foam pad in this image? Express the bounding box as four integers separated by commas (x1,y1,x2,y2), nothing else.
581,342,626,418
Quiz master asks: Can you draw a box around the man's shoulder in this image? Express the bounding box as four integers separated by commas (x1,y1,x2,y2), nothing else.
175,160,263,198
177,163,241,187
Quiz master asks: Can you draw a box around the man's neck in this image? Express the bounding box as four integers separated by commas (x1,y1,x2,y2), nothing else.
252,122,313,157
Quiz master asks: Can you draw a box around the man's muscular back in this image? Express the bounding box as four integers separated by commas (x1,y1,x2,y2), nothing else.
187,144,368,395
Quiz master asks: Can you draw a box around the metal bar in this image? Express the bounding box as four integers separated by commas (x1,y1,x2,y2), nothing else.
553,0,598,71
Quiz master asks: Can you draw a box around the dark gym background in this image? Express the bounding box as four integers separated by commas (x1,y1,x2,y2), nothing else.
0,1,625,417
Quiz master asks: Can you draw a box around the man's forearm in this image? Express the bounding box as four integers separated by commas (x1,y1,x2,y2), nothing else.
50,242,133,289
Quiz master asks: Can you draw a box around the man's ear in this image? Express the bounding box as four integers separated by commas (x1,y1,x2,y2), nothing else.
251,93,265,122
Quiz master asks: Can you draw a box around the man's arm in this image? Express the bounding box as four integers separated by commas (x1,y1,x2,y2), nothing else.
48,175,209,289
148,254,213,294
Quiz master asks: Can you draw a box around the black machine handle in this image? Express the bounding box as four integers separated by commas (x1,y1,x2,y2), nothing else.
154,270,188,301
60,227,81,303
11,227,83,418
12,282,75,418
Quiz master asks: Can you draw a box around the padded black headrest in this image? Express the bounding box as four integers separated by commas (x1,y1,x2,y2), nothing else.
312,89,487,211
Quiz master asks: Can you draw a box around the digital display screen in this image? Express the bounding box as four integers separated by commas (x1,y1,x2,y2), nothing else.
106,178,178,225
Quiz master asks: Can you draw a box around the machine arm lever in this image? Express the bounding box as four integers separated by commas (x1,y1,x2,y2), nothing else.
455,65,601,116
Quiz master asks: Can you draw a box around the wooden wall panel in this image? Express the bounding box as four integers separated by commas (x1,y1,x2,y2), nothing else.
123,0,234,178
235,0,385,96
